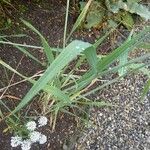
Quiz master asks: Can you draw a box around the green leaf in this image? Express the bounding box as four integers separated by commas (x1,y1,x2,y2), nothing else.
21,19,54,64
138,43,150,50
121,12,134,30
67,0,93,41
115,11,134,30
93,28,116,49
118,30,133,76
0,60,28,79
12,40,91,114
118,51,128,76
97,27,150,73
79,100,116,107
45,86,71,104
129,0,141,2
83,1,105,29
126,1,150,20
84,46,98,72
128,63,150,78
63,0,70,47
0,34,27,38
0,40,62,52
106,0,150,20
79,1,86,11
105,0,121,13
14,45,44,66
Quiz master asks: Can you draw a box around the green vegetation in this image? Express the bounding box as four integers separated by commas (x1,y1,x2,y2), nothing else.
0,0,150,139
80,0,150,29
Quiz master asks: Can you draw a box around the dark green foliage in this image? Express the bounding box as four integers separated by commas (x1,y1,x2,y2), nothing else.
80,0,150,29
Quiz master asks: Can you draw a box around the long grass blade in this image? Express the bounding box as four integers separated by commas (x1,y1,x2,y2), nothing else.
44,86,71,104
63,0,70,48
0,34,27,38
0,40,62,52
15,45,44,66
93,28,116,49
118,30,133,76
128,63,150,77
84,46,98,73
77,100,116,107
11,40,91,114
66,0,93,41
21,19,54,64
139,43,150,50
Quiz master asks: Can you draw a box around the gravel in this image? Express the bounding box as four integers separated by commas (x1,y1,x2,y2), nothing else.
75,73,150,150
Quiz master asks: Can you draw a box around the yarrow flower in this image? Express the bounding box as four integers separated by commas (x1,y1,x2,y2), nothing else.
11,135,22,147
26,121,36,131
38,116,48,127
21,140,32,150
39,134,47,144
10,117,48,149
29,131,41,143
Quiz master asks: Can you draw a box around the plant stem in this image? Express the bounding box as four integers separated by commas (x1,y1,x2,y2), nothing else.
63,0,70,48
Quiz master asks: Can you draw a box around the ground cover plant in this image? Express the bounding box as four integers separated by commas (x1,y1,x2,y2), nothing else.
0,0,150,149
79,0,150,29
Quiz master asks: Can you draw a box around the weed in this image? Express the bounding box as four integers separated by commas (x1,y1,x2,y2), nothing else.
0,0,149,149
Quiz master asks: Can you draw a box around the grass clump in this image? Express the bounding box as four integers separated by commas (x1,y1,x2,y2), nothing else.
0,0,149,144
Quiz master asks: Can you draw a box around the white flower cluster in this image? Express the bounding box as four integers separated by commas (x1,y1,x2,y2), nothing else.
38,116,48,127
11,116,48,150
26,121,36,131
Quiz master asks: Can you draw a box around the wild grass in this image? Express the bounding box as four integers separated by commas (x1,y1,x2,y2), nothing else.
0,0,150,131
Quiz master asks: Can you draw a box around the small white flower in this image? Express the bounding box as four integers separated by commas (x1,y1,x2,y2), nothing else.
21,140,32,150
38,116,48,127
11,135,22,147
29,131,41,143
39,134,47,144
26,121,36,131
